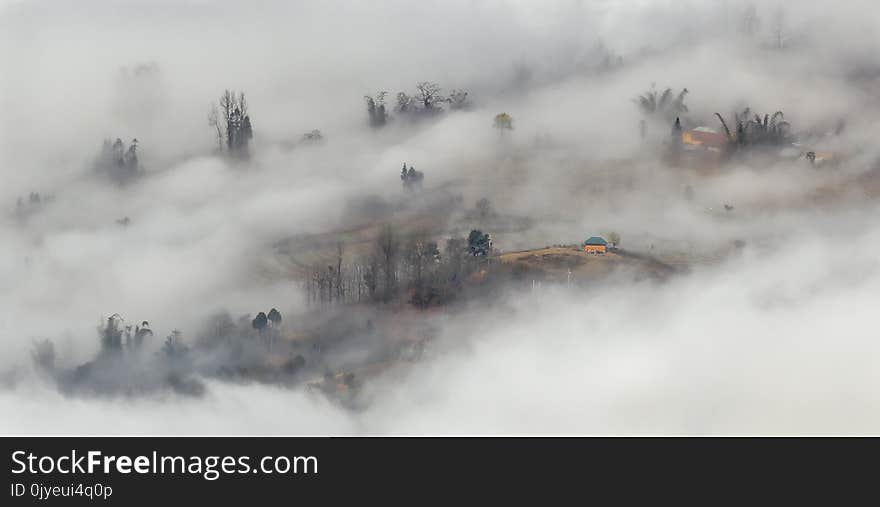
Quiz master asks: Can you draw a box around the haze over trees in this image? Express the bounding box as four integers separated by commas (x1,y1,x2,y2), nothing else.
301,129,324,143
635,84,689,123
95,138,140,184
467,230,492,257
606,232,621,248
209,90,253,159
9,0,880,434
98,314,153,355
770,6,788,50
447,89,471,111
493,113,513,135
740,4,761,38
400,163,424,191
365,91,389,127
370,82,471,124
302,224,497,309
14,192,53,221
714,108,791,152
414,81,444,113
476,198,494,219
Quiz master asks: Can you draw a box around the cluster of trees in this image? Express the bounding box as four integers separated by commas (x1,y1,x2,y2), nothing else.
365,91,389,127
301,129,324,143
14,191,53,220
208,90,254,159
365,82,471,127
714,108,791,151
161,329,189,360
400,163,424,191
28,314,197,396
95,138,140,184
304,226,493,308
32,306,307,398
305,243,347,306
475,198,494,219
98,314,154,355
252,308,282,331
740,4,790,50
593,43,625,73
251,308,283,350
194,308,311,380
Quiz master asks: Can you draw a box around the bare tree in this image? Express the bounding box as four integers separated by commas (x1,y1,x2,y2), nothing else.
770,6,787,50
376,225,398,302
414,81,443,112
212,90,253,159
405,238,440,306
740,4,761,38
447,89,470,110
336,242,344,301
363,257,379,300
395,92,414,113
208,103,223,151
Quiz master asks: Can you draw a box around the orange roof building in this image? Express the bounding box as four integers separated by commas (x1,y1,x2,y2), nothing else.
682,126,728,152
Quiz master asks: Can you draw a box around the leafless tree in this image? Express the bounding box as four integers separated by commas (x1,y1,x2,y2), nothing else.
395,92,414,113
740,4,761,38
405,238,440,306
212,90,253,159
336,242,344,302
770,6,787,50
415,81,443,112
208,104,223,151
447,89,470,110
377,225,398,302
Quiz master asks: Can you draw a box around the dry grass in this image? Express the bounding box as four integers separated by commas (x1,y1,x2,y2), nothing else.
497,246,673,282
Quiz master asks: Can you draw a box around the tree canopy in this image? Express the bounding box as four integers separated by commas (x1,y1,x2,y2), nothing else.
493,112,514,132
467,230,492,257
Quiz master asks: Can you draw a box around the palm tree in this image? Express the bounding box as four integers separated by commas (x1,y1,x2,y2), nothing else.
635,84,688,120
715,108,790,149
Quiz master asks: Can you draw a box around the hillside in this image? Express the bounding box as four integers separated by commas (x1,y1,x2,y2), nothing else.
495,246,676,284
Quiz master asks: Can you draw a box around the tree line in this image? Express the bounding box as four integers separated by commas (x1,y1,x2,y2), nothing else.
365,81,471,128
304,226,492,308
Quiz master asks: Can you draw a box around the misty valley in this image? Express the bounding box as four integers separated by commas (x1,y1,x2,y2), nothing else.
3,0,880,434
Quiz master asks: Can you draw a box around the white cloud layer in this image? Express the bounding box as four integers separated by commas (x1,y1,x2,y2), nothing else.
2,0,880,434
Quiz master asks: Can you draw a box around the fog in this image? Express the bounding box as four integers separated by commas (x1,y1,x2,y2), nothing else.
2,0,880,434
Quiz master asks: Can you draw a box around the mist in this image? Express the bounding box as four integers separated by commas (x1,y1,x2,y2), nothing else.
2,0,880,434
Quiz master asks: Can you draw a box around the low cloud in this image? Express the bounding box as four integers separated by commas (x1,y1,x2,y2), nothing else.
2,0,879,434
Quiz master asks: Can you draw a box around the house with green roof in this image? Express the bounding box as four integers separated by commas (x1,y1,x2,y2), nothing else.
583,236,608,254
